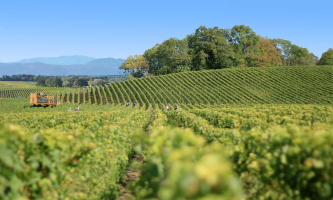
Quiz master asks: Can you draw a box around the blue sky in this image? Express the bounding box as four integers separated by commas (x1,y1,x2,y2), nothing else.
0,0,332,62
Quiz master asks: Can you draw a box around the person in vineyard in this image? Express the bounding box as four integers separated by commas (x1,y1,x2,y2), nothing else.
165,104,169,111
133,102,137,107
174,105,179,110
75,105,80,111
67,107,72,112
126,102,131,106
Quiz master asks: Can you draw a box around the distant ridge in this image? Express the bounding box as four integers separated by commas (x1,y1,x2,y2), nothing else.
16,55,96,65
0,57,126,76
87,58,126,67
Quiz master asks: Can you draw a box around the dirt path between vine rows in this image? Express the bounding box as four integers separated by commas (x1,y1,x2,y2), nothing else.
117,108,154,200
117,153,144,200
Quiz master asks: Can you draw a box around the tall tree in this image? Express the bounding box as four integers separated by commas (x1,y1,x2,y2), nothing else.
308,53,319,66
271,39,292,66
318,48,333,65
65,78,76,87
144,38,191,75
289,45,312,66
230,25,259,66
144,45,159,75
45,77,62,87
231,25,259,53
119,55,149,78
272,39,317,66
36,79,46,87
246,37,282,67
74,78,88,87
188,26,234,70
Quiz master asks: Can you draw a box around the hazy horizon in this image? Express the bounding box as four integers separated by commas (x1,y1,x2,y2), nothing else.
0,55,126,63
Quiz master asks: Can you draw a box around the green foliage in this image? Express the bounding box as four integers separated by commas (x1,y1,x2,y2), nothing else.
141,25,320,75
188,26,235,70
45,78,63,87
73,79,88,87
144,38,191,75
64,78,75,87
36,79,46,87
167,104,333,199
0,87,67,98
119,55,149,78
1,66,333,105
126,75,135,81
0,103,153,199
0,99,333,200
1,65,333,200
318,48,333,65
230,125,333,199
271,39,319,66
130,127,243,200
0,124,94,199
231,25,260,53
290,44,314,66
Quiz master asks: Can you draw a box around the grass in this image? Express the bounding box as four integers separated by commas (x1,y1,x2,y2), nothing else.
0,81,37,89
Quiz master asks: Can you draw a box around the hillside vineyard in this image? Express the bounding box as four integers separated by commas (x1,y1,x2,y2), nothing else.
1,66,332,104
54,66,333,106
1,65,333,200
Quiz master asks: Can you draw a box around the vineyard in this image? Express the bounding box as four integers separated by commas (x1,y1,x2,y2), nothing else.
0,88,66,99
56,65,332,106
1,66,333,200
1,65,333,104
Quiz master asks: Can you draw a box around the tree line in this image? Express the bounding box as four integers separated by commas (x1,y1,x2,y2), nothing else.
0,75,127,87
120,25,333,77
0,74,45,81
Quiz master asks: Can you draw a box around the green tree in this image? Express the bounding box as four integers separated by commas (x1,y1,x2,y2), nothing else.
230,25,260,66
36,79,46,87
272,39,318,66
271,39,292,66
119,55,149,78
126,74,135,81
308,53,319,66
45,77,62,87
66,78,76,87
290,45,312,66
74,78,88,87
318,48,333,65
144,38,191,75
188,26,235,70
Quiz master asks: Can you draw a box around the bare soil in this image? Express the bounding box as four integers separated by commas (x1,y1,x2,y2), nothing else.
117,154,144,200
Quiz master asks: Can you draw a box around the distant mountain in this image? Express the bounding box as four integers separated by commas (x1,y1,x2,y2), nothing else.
87,58,125,67
0,57,126,76
16,55,96,65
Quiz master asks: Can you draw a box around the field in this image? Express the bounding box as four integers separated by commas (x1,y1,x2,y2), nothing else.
0,81,37,89
1,66,333,200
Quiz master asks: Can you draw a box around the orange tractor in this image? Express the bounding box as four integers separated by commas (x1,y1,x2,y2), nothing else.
30,93,61,106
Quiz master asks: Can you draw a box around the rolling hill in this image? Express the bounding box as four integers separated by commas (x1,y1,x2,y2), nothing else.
2,65,332,104
72,65,333,105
